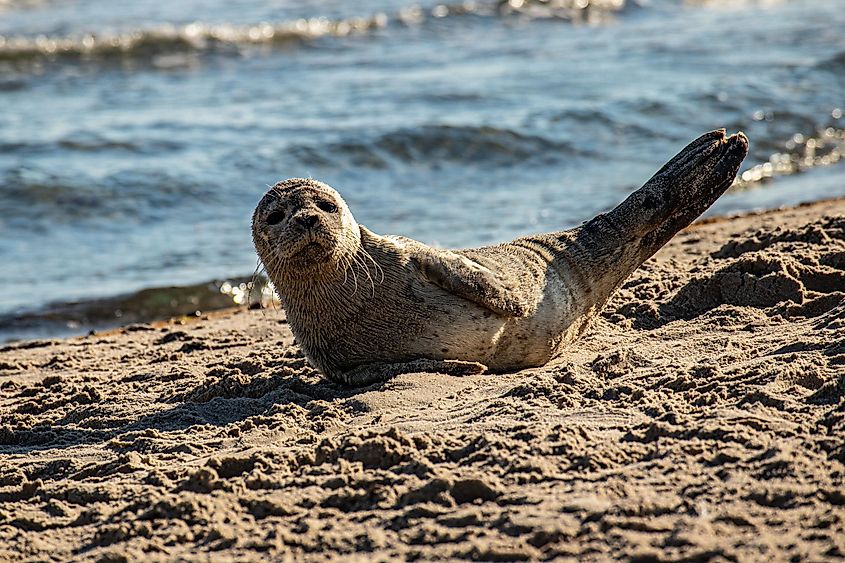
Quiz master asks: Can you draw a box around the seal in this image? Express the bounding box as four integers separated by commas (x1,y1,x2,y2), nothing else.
253,129,749,386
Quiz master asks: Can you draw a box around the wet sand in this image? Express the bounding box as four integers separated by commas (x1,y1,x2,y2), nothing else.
1,198,844,561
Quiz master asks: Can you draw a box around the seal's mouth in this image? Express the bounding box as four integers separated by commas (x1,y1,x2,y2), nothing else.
295,241,324,256
290,240,332,265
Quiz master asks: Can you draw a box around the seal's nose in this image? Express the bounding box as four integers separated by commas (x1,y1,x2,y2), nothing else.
297,214,318,229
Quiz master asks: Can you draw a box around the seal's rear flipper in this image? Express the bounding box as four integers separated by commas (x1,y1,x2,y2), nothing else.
558,130,748,323
606,129,748,247
587,129,746,266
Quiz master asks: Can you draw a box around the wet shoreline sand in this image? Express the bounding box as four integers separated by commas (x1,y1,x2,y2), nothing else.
1,198,844,560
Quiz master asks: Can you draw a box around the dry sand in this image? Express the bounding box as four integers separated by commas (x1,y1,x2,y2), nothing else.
1,199,844,561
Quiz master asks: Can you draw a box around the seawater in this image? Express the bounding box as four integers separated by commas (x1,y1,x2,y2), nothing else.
1,0,844,341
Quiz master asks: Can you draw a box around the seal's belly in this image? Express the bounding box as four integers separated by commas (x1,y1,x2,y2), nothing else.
411,308,565,372
403,294,507,365
298,288,506,372
486,271,576,371
406,283,572,372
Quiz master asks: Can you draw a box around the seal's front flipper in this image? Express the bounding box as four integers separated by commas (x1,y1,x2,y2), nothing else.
411,250,528,317
337,359,487,387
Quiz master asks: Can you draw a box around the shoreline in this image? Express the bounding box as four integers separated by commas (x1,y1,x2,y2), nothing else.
1,197,844,560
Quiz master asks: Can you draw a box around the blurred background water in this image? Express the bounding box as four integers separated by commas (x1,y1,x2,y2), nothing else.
1,0,843,341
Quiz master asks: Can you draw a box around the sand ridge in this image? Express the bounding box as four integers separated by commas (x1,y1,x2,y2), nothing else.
1,199,844,561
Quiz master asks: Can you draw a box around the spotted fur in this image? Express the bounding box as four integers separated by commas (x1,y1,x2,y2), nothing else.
252,130,748,385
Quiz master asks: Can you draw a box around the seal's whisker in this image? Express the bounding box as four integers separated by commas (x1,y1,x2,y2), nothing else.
347,252,359,295
336,238,359,293
361,246,385,285
335,254,351,293
259,252,286,312
249,258,265,313
336,254,350,287
349,246,375,297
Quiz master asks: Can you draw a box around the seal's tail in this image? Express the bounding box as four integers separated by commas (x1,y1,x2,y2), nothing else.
558,129,748,319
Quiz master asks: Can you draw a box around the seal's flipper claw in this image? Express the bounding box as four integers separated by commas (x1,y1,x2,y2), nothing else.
336,359,487,386
411,249,528,317
436,360,488,377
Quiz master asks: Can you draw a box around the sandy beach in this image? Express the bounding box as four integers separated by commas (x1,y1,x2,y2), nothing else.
1,198,844,561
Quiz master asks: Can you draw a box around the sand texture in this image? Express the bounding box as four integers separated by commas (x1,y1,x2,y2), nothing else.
1,199,844,561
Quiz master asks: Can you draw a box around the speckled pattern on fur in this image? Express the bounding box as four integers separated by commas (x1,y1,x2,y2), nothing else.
252,130,748,385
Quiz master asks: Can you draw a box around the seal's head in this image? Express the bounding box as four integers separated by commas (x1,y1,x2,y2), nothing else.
252,178,360,282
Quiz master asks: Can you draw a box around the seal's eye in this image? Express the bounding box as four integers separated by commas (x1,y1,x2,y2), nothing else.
266,210,285,225
316,200,337,213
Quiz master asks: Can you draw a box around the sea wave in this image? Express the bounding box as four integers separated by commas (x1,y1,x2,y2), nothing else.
0,133,183,155
819,49,845,71
0,17,389,64
0,167,215,224
0,0,631,66
289,124,576,169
